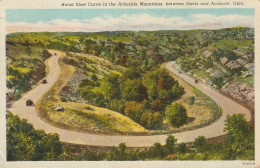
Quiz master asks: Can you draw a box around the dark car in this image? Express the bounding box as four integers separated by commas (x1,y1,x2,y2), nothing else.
42,79,47,84
26,99,33,106
195,79,198,83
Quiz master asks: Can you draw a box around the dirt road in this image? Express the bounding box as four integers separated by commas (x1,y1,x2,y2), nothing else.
8,53,251,147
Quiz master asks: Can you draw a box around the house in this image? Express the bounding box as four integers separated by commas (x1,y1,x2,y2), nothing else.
203,50,212,58
226,61,241,70
220,57,228,65
236,59,247,65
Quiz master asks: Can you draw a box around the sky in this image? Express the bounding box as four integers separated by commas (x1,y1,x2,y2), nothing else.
6,9,254,33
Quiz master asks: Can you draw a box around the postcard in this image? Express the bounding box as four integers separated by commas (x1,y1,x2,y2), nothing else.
0,0,259,167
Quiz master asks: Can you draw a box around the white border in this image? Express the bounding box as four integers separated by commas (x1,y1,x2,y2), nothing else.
0,0,259,167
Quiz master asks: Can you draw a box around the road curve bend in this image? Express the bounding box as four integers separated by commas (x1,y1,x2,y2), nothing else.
8,52,251,147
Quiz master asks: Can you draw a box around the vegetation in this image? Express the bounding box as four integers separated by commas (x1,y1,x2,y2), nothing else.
7,30,225,134
6,27,254,160
165,103,187,127
7,112,62,161
77,66,184,129
7,113,253,161
38,52,146,135
6,42,51,99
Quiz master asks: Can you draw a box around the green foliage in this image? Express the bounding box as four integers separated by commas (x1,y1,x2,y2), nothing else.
178,143,188,154
7,112,62,161
223,114,253,159
165,103,187,127
165,135,177,154
147,143,166,159
108,143,127,160
151,99,164,112
186,96,195,106
140,111,163,129
100,72,122,100
6,42,49,100
125,101,143,122
7,113,253,161
194,136,207,152
107,99,126,114
121,79,148,102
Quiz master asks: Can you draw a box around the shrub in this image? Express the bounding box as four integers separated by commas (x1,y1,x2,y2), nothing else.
125,101,143,122
151,99,164,112
194,136,207,152
165,103,187,127
140,111,163,129
186,96,195,106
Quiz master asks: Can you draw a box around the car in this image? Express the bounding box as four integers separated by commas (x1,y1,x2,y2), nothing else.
42,79,47,84
194,79,198,83
26,99,34,106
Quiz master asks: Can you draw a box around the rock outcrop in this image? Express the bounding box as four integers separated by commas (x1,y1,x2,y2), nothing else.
221,82,254,107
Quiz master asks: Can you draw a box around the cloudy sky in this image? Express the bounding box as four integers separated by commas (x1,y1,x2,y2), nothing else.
6,9,254,33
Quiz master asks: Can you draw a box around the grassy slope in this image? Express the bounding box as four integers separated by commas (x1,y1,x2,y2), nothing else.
160,63,220,133
38,50,147,135
6,42,49,99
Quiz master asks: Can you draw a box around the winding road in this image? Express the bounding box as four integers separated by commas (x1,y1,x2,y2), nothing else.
8,51,251,147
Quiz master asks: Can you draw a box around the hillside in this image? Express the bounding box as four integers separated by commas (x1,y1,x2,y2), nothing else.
6,27,254,134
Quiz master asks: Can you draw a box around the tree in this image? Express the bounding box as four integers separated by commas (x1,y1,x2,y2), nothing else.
140,111,152,128
7,112,62,161
121,79,148,102
148,143,165,159
165,103,187,127
99,72,121,100
165,135,177,154
140,111,163,129
125,101,143,122
223,114,253,159
151,99,164,112
42,50,51,59
170,84,184,100
158,89,171,105
178,143,188,154
152,112,163,129
194,136,207,152
107,99,125,114
108,143,127,160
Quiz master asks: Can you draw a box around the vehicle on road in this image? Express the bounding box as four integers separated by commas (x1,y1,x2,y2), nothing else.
26,99,34,106
42,79,47,84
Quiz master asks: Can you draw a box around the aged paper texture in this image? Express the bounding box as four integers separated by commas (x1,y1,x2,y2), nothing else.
0,0,259,167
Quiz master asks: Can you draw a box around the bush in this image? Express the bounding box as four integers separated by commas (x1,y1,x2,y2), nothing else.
140,111,163,129
186,96,195,105
125,101,143,122
165,135,177,154
151,99,164,112
7,112,62,161
107,99,125,114
165,103,187,127
194,136,207,152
